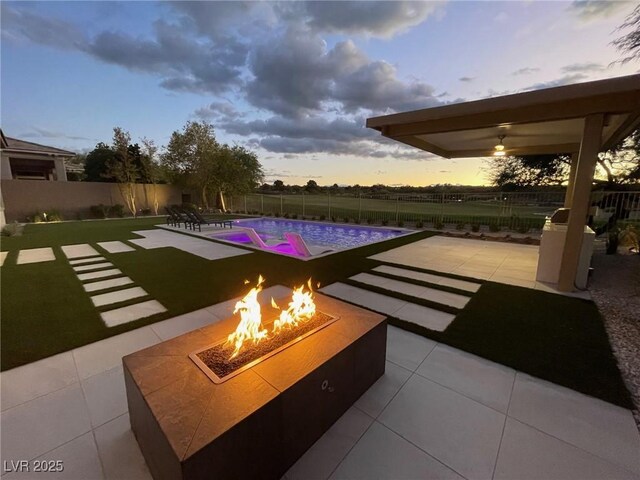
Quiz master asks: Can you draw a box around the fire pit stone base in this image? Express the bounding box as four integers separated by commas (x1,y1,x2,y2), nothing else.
124,293,387,480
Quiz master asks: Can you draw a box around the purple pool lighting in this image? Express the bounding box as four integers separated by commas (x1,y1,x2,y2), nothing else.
210,218,411,257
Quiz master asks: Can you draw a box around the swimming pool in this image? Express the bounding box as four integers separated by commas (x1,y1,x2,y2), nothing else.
209,218,411,256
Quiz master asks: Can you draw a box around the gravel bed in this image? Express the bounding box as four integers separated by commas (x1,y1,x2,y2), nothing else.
589,249,640,430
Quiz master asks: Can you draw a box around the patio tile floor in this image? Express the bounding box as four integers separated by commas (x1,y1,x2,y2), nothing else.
73,262,113,273
16,247,55,265
0,251,8,266
97,241,135,253
61,244,100,259
69,256,105,266
90,286,148,308
1,291,638,480
100,300,167,328
83,277,134,293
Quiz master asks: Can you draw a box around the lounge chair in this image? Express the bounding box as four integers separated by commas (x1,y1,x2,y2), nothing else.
167,206,193,229
238,227,289,249
188,209,233,230
284,232,313,257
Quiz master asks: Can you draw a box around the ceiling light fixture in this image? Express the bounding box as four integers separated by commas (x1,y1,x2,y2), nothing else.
494,135,506,156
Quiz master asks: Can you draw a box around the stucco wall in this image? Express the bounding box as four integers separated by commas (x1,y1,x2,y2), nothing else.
1,180,189,222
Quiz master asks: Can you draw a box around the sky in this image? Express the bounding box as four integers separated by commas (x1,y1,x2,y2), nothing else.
1,1,638,186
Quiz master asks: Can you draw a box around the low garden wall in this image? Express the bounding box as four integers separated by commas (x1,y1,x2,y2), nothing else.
1,179,190,222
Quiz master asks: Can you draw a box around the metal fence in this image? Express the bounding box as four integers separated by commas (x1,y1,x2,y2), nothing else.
227,191,640,233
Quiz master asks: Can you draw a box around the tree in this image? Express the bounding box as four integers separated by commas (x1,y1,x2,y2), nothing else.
106,127,140,216
66,153,87,181
84,143,116,182
613,4,640,64
162,122,264,210
484,129,639,189
273,179,285,191
305,179,319,193
140,137,163,215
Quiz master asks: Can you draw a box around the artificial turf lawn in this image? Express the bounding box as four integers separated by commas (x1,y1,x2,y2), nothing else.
1,218,632,408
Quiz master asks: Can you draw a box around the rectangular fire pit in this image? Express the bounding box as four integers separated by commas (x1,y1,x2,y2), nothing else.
123,293,386,480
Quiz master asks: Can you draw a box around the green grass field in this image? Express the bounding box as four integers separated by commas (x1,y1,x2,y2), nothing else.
234,194,559,229
0,217,631,408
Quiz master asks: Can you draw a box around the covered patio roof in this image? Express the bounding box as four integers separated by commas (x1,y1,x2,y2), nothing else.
366,74,640,159
367,74,640,292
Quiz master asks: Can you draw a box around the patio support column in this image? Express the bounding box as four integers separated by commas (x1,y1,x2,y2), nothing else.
557,114,603,292
564,152,579,208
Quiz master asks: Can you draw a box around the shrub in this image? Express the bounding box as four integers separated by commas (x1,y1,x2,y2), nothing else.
139,208,152,216
291,213,298,219
1,222,20,237
29,210,62,223
366,217,374,225
343,217,350,223
471,223,480,232
354,218,361,224
319,214,326,221
397,220,404,227
311,216,317,221
434,220,444,230
415,220,424,228
381,219,389,226
283,212,290,219
516,225,529,234
275,212,281,218
331,216,337,222
109,204,125,218
456,222,465,230
90,204,109,219
489,223,501,232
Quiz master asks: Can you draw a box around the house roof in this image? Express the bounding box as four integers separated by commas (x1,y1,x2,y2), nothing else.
366,74,640,159
0,129,76,156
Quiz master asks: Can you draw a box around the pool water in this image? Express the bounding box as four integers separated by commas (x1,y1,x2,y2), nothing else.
221,218,409,251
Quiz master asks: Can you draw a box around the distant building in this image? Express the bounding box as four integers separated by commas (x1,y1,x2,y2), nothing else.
0,129,75,181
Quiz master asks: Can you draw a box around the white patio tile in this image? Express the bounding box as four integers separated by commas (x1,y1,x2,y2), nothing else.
489,275,536,289
130,229,251,261
373,265,445,285
0,384,91,465
392,303,455,332
72,326,161,380
94,414,152,480
416,344,515,413
438,276,482,292
61,244,100,259
100,300,167,328
379,375,505,480
81,365,127,429
493,266,537,281
83,277,134,293
1,433,104,480
91,286,148,308
77,269,122,282
386,325,436,372
73,262,114,273
69,256,104,265
448,268,492,280
355,361,412,418
16,247,55,264
0,251,8,266
508,373,640,474
319,283,407,316
494,418,639,480
151,309,221,341
97,241,135,253
286,407,373,480
330,422,464,480
0,352,79,411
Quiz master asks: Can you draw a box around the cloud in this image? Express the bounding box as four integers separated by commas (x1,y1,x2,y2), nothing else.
568,1,631,21
194,101,244,121
19,127,92,142
523,73,588,91
561,62,605,73
459,76,475,82
511,67,540,76
0,3,86,49
295,1,444,38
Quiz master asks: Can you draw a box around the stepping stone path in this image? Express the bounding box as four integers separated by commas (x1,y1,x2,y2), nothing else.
16,247,56,264
97,241,135,253
321,266,483,332
350,273,471,309
373,265,481,293
61,244,100,259
0,251,7,266
60,244,167,328
320,283,455,332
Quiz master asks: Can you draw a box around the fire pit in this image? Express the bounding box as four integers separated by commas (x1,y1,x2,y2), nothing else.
123,280,386,480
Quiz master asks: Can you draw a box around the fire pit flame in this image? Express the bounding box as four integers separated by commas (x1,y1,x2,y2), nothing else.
273,278,316,332
225,276,318,360
226,275,268,359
